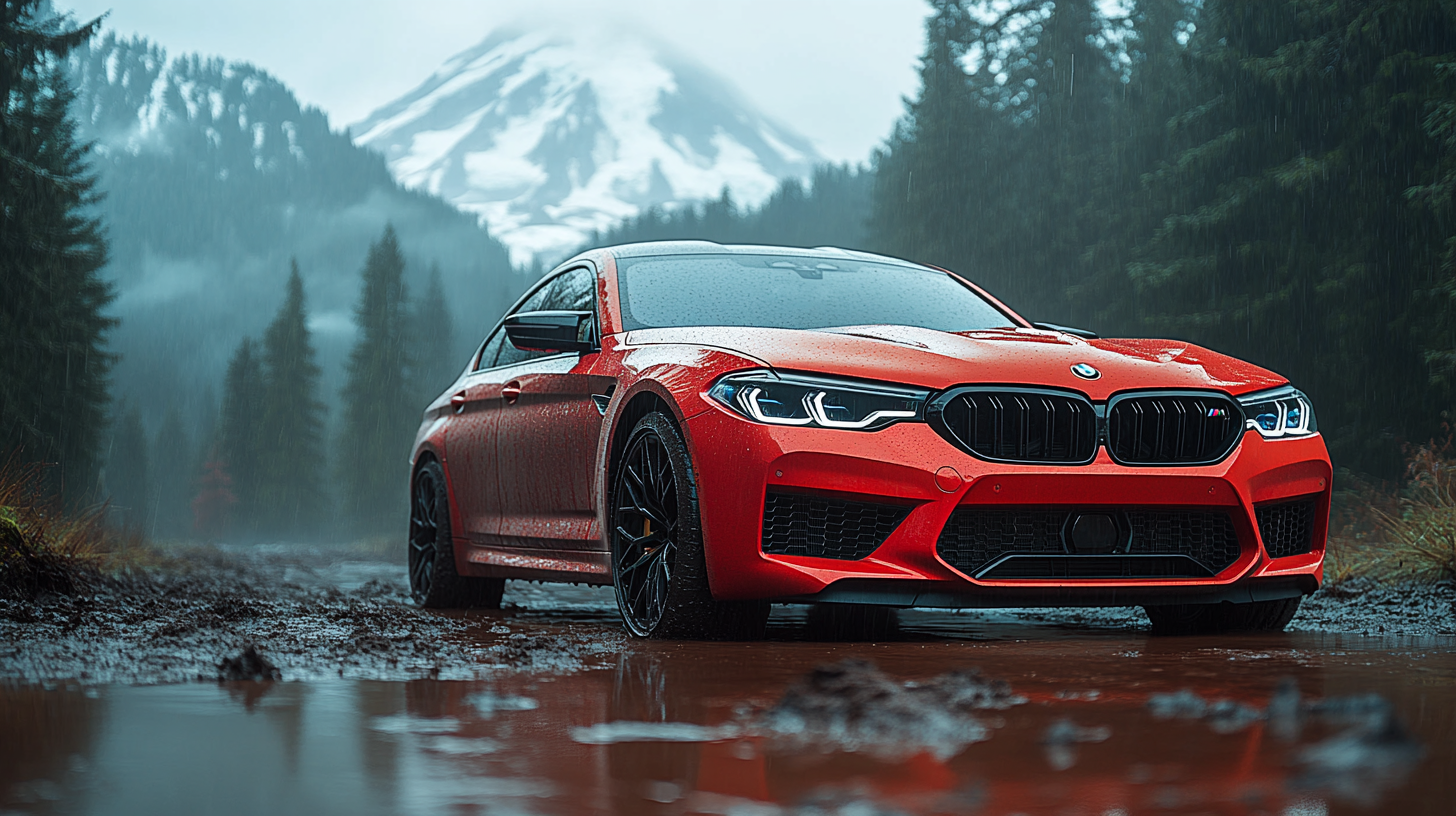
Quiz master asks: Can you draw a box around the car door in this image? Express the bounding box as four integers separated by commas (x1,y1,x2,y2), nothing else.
494,266,616,552
444,282,556,547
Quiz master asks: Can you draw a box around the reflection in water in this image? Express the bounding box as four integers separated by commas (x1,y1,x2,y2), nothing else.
0,628,1451,815
0,685,105,814
357,681,405,807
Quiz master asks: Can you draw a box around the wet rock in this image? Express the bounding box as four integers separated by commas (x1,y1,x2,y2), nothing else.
1147,688,1209,719
1204,698,1262,734
1294,694,1424,804
1148,688,1263,734
468,690,539,718
1041,718,1111,771
759,659,1020,759
217,645,281,682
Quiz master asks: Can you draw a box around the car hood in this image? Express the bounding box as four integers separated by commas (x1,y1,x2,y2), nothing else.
621,325,1287,399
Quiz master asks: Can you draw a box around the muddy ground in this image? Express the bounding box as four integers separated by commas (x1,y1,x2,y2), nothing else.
0,544,1451,686
3,545,1454,815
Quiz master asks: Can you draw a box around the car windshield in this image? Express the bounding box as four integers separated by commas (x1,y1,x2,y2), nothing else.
616,253,1016,332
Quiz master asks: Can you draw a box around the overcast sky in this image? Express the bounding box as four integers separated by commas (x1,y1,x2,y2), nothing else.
60,0,931,163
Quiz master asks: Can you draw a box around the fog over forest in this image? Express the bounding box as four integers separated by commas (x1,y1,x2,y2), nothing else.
6,0,1456,541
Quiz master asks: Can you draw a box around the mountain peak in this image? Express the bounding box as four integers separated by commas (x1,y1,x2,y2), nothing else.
353,25,822,263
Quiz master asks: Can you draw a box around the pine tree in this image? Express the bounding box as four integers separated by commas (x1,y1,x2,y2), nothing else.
0,1,112,504
150,406,192,539
219,337,266,535
105,403,151,530
1125,0,1456,471
870,0,982,271
411,263,458,401
257,261,327,537
337,225,414,534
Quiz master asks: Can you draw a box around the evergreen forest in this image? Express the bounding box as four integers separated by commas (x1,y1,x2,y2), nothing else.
597,0,1456,478
9,0,1456,542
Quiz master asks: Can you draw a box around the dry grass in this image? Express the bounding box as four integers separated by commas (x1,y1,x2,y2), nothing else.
1371,443,1456,582
0,462,145,600
1327,439,1456,585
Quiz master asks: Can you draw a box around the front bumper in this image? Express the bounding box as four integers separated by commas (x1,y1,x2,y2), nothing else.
683,406,1331,607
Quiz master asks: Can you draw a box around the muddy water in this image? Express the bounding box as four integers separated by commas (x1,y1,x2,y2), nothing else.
3,588,1453,815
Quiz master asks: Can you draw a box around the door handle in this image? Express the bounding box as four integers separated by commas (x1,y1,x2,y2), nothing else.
450,391,467,413
503,381,522,404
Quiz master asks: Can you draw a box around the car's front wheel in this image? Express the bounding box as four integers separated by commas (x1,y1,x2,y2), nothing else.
610,412,769,640
409,459,505,609
1143,597,1301,635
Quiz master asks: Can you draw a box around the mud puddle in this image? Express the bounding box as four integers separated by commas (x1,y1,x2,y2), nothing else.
5,622,1454,814
2,548,1454,814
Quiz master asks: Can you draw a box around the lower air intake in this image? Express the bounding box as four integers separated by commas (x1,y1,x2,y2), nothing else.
1256,498,1318,558
936,507,1242,578
761,491,911,561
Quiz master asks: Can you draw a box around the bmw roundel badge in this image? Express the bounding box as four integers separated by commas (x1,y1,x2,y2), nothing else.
1071,363,1100,380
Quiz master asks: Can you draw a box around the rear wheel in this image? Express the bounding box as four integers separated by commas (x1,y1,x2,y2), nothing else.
610,412,769,640
1143,597,1301,635
409,459,505,609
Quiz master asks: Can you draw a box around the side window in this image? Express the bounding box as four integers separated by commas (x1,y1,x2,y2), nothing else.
474,327,507,371
538,266,596,313
492,266,597,369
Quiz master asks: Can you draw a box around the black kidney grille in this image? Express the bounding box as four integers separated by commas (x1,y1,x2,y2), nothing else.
1107,393,1243,465
937,507,1242,577
1256,498,1318,558
933,389,1096,464
761,491,911,560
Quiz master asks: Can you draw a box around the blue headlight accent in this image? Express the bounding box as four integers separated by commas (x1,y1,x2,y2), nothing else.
1238,387,1317,439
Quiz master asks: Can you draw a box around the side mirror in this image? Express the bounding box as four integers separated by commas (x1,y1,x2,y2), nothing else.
504,310,596,353
1032,322,1098,340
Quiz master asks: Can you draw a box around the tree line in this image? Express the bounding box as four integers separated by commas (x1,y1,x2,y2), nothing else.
597,0,1456,477
1,2,111,503
13,0,1456,538
105,226,460,540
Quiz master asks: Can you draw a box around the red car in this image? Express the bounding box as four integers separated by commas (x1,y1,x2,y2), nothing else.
408,242,1330,638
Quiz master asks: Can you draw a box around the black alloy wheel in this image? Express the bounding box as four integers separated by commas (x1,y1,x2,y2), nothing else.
408,459,505,609
613,421,679,633
610,412,768,640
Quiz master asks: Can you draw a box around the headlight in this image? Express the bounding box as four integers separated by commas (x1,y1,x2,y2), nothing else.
708,370,928,431
1238,386,1317,438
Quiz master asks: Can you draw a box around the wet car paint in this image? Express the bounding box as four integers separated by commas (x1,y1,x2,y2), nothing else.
3,583,1451,816
411,243,1331,610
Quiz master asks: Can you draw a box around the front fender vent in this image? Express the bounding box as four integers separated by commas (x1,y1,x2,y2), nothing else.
761,491,911,561
1256,497,1318,558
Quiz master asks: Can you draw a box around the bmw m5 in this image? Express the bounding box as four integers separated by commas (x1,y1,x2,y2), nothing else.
406,242,1330,639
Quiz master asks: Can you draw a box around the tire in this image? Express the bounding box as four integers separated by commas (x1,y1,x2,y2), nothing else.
805,603,900,642
408,458,505,609
610,412,769,640
1143,597,1301,635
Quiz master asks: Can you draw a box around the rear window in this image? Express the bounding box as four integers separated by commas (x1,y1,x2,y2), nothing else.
616,254,1014,332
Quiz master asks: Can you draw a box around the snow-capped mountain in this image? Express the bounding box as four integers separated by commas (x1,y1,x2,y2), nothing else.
353,27,823,262
65,33,519,432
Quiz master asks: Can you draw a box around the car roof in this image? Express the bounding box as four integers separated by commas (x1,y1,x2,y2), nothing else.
593,240,929,270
